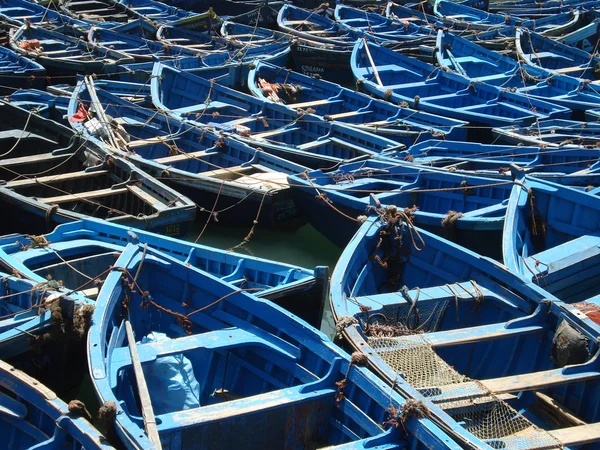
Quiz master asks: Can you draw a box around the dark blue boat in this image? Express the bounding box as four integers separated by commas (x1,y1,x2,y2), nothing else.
0,218,329,327
0,274,93,359
59,0,140,24
69,79,308,228
161,0,283,27
155,24,229,51
151,62,405,169
0,100,196,236
516,27,600,79
87,241,463,450
117,0,216,26
504,170,600,304
401,139,600,185
0,0,91,28
333,4,436,42
247,61,468,145
435,29,600,116
9,24,134,78
117,41,290,88
88,25,201,62
331,213,600,450
493,119,600,148
0,359,112,449
0,45,45,94
287,160,512,254
351,39,570,128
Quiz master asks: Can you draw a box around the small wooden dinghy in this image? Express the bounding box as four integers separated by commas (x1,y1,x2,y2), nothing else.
151,62,404,169
0,359,112,449
435,30,600,116
287,160,513,255
351,39,570,128
9,24,134,77
503,170,600,305
493,119,600,148
516,27,600,79
0,218,329,328
69,79,305,228
0,101,196,236
59,0,140,24
402,139,600,186
0,0,90,28
88,24,201,62
247,61,468,145
0,273,93,359
331,213,600,450
87,242,463,450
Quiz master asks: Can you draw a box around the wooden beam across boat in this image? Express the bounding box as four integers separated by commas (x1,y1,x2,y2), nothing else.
36,187,128,204
482,367,600,394
3,170,108,189
153,150,213,165
550,423,600,446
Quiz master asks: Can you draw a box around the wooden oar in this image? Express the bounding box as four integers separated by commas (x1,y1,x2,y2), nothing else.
362,38,383,87
125,320,162,450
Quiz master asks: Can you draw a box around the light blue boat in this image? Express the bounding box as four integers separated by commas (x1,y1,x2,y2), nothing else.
87,242,464,449
331,213,600,450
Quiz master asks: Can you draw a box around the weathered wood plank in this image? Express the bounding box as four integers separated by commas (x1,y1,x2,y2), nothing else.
36,187,128,204
4,170,108,189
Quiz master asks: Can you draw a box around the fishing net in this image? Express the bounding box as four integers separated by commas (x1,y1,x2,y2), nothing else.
368,335,562,450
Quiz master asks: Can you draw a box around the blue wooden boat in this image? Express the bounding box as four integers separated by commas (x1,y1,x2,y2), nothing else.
156,24,229,52
558,15,600,53
289,39,356,84
385,1,441,28
87,241,463,450
401,139,600,185
69,79,308,228
219,20,290,46
151,63,405,168
503,170,600,307
0,45,45,94
59,0,140,23
516,27,600,79
162,0,284,27
493,119,600,147
331,213,600,450
333,4,436,42
6,89,70,124
0,218,330,328
87,25,201,62
351,39,570,128
278,4,360,46
0,100,196,236
117,0,216,27
0,0,91,28
0,273,93,359
433,0,581,32
248,61,467,145
0,359,112,449
435,30,600,117
489,0,600,17
116,41,290,88
288,160,512,254
9,24,134,78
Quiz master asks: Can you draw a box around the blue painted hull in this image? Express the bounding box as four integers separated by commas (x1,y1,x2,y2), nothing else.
0,219,328,328
87,242,463,449
331,214,600,449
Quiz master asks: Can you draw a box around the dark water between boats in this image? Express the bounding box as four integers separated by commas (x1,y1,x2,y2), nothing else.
183,220,343,337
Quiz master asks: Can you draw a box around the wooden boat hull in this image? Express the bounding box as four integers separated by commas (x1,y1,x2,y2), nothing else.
0,218,329,328
87,242,463,450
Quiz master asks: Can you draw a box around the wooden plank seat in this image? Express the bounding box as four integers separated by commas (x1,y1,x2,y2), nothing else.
3,170,108,189
153,150,214,165
36,187,128,204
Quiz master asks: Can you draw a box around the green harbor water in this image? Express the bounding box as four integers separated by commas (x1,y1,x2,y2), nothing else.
184,221,343,337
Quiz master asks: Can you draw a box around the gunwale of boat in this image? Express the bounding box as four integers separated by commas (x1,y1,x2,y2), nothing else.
331,214,600,449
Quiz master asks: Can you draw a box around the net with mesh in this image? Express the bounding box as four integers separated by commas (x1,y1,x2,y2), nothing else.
368,335,562,450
